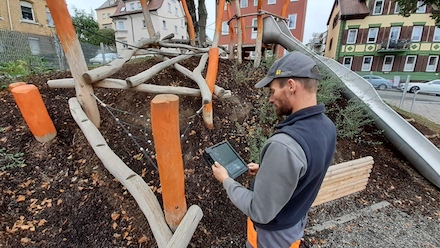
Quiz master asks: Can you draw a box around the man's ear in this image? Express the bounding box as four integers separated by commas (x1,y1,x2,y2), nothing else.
288,78,297,92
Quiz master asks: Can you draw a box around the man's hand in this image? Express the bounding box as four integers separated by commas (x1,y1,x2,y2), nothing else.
211,162,230,183
247,163,259,176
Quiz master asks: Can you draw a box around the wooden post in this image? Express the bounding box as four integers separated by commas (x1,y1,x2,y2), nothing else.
212,0,226,48
8,82,27,90
226,4,235,60
203,48,219,129
140,0,156,38
46,0,100,127
151,94,187,231
11,84,57,143
233,0,243,63
254,0,263,67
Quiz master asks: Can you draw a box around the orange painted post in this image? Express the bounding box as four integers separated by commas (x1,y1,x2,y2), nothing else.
181,0,196,46
8,82,27,90
11,84,57,143
203,48,219,129
150,94,187,231
281,0,290,18
212,0,226,47
46,0,100,127
227,4,235,59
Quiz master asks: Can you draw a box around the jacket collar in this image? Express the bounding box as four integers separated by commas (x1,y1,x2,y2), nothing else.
275,104,326,129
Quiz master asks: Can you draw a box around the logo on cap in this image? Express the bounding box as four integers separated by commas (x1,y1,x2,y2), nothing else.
276,70,281,75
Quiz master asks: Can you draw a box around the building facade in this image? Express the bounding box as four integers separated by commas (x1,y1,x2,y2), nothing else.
111,0,187,52
325,0,440,82
217,0,307,59
96,0,120,29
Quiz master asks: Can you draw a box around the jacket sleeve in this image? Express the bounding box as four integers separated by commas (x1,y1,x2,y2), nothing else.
222,133,307,224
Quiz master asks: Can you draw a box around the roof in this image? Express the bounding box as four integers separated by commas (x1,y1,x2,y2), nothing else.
111,0,163,18
339,0,369,19
96,0,120,10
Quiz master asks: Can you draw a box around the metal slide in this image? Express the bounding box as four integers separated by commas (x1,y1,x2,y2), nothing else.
262,16,440,188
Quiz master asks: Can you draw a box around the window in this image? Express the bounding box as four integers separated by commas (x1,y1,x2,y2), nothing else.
107,13,110,17
121,7,126,12
222,21,229,35
175,7,178,16
174,25,178,34
142,20,146,28
240,0,248,8
254,0,258,6
181,19,184,27
404,55,417,71
373,0,383,15
434,27,440,42
268,0,276,4
130,3,135,10
394,2,400,14
361,56,373,71
382,55,394,71
329,38,333,51
46,7,54,26
162,20,167,30
346,29,358,44
288,14,297,29
411,26,423,42
389,26,401,43
426,56,439,72
28,37,40,55
110,0,115,5
137,2,141,9
367,28,378,43
168,3,171,12
117,21,125,30
20,1,34,21
102,13,106,19
343,57,353,69
416,1,426,13
251,18,257,39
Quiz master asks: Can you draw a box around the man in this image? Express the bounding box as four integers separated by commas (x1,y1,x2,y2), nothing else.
211,51,336,248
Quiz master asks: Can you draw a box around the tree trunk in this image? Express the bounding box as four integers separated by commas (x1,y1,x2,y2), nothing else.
186,0,199,39
198,0,207,47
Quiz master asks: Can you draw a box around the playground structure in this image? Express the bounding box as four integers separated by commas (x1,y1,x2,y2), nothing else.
8,0,436,246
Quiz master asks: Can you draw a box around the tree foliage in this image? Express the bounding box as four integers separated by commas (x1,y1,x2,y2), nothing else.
71,8,116,47
395,0,440,26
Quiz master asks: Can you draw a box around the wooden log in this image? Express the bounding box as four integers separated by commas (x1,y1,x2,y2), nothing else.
126,54,193,87
165,205,203,248
140,0,156,37
151,95,187,231
193,53,212,104
68,97,172,248
46,0,100,127
83,36,160,84
180,0,196,46
47,78,232,99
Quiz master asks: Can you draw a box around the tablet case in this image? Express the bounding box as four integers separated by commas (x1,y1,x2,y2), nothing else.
203,140,248,179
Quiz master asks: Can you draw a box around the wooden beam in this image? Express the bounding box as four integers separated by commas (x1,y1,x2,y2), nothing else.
165,205,203,248
47,78,231,99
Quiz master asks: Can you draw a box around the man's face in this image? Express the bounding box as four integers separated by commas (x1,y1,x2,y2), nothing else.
269,79,292,116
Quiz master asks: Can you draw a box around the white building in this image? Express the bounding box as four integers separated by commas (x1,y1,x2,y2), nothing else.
111,0,187,52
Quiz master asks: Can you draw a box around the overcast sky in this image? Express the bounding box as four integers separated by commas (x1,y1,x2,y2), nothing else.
65,0,334,43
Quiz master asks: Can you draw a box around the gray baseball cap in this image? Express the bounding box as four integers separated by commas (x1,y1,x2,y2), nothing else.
255,51,323,88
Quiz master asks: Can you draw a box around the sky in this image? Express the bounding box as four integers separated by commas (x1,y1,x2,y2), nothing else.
65,0,334,43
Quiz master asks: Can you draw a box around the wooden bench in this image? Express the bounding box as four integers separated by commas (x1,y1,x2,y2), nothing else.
312,156,374,207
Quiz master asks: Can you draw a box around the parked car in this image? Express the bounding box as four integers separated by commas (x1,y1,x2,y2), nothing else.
361,75,393,90
89,53,119,65
398,79,440,95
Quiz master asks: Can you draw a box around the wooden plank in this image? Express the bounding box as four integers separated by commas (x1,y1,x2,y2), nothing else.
82,36,160,84
322,166,372,183
326,156,373,173
312,184,367,207
318,177,369,195
165,205,203,248
126,54,193,87
151,95,187,231
68,97,172,248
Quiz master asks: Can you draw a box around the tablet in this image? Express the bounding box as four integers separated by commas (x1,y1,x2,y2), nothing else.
203,141,248,179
